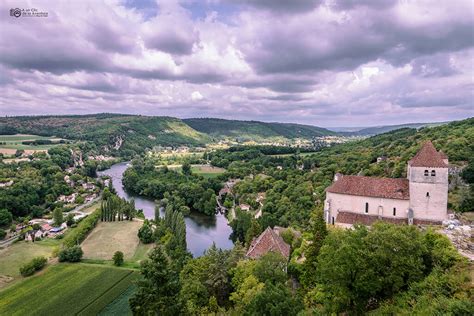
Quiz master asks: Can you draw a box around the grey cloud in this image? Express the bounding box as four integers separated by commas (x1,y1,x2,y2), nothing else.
232,0,323,13
241,3,474,76
87,21,137,54
410,54,459,78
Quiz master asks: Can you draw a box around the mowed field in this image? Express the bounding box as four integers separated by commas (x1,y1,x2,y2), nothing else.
0,263,139,316
0,134,65,154
82,220,143,260
161,164,225,179
0,239,59,289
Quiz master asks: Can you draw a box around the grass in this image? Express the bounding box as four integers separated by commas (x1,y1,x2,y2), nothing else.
0,239,60,288
82,220,143,260
0,263,138,316
268,151,320,157
99,285,136,316
191,165,226,178
0,134,66,154
158,164,225,179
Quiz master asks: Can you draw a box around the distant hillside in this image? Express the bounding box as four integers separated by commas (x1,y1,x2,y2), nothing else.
0,114,210,156
183,118,335,141
333,122,449,136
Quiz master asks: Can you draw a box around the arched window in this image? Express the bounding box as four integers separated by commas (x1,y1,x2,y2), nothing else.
424,170,429,176
393,207,396,216
431,170,436,176
426,192,430,197
365,202,369,213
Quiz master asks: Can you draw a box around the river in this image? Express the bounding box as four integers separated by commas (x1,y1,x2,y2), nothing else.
97,162,234,257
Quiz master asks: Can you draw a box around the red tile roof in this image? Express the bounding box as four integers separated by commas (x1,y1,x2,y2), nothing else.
409,141,448,168
326,175,410,200
246,227,290,259
336,211,408,225
335,211,442,226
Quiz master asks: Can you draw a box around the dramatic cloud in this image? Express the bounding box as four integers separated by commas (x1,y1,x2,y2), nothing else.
0,0,472,126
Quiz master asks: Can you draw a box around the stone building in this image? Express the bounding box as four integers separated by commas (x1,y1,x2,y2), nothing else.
324,141,449,227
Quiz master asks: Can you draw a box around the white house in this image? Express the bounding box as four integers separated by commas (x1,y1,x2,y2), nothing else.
324,141,449,227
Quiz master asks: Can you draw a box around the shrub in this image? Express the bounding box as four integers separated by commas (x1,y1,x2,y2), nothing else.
63,209,100,248
138,220,154,244
0,229,6,240
0,209,12,226
19,256,47,277
113,251,124,266
58,246,83,262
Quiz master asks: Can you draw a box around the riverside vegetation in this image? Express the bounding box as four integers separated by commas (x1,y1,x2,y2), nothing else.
0,117,472,314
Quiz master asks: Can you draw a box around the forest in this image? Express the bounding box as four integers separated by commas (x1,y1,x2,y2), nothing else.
128,118,473,314
122,158,221,216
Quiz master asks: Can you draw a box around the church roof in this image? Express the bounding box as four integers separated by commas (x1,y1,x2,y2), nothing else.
326,175,410,200
408,141,448,168
246,227,290,259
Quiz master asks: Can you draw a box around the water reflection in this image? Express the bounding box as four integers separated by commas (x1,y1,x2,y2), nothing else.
98,162,234,257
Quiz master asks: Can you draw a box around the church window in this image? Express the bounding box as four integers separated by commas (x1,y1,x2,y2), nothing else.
424,170,429,176
365,203,369,213
431,170,436,176
426,192,430,197
393,207,396,216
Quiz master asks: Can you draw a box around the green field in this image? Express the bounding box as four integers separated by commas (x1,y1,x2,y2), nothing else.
0,239,60,288
159,164,225,179
82,220,143,260
268,151,320,157
0,263,139,316
0,134,66,153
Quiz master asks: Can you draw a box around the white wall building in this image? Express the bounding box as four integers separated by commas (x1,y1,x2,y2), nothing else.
324,141,449,226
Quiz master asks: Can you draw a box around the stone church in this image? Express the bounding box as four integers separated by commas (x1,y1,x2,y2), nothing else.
324,141,449,227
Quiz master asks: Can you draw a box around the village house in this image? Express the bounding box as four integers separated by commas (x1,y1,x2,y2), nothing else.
239,204,251,211
82,182,96,191
246,227,291,260
58,192,78,204
324,141,450,227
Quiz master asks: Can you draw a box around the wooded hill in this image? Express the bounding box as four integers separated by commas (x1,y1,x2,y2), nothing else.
0,114,336,156
183,118,335,141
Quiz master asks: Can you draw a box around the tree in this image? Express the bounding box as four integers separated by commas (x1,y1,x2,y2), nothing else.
315,223,429,314
0,209,12,226
138,220,154,244
113,251,124,266
246,282,303,316
130,246,181,315
182,162,192,176
302,207,328,288
53,208,63,227
58,246,83,262
66,213,75,227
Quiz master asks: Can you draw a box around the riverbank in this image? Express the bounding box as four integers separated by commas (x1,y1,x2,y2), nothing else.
98,162,234,257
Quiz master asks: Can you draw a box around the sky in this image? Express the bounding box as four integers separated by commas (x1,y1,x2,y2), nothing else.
0,0,473,127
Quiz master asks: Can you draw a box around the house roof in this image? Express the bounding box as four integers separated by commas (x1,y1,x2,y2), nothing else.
408,141,448,168
336,211,408,225
326,175,410,200
246,227,290,259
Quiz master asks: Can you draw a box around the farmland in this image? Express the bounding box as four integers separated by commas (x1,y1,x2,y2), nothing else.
0,263,139,316
0,134,67,155
158,164,226,179
82,220,143,261
0,239,60,289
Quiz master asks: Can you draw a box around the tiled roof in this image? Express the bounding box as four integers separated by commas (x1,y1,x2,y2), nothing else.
335,211,442,226
326,175,410,200
336,211,407,225
246,227,290,259
409,141,448,168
